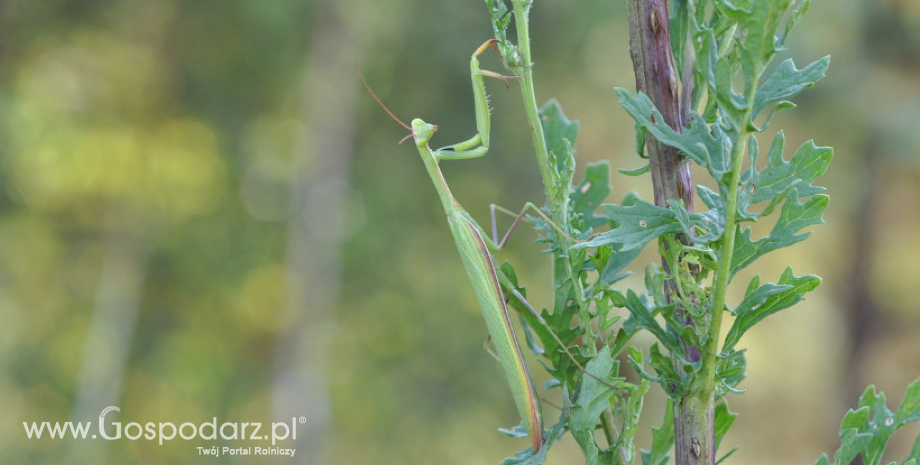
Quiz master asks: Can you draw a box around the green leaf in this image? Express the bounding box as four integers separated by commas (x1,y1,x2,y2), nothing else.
628,347,663,384
669,0,691,82
731,192,828,276
623,290,679,353
540,99,579,206
821,378,920,465
894,377,920,426
779,0,812,50
540,99,579,173
574,193,682,251
499,262,544,357
753,57,830,119
500,410,568,465
714,401,738,453
723,267,820,350
640,398,675,465
648,343,687,397
615,379,651,465
615,89,733,182
618,164,651,177
717,0,794,90
571,346,622,465
484,0,522,70
598,246,642,287
572,161,613,229
743,133,832,207
907,435,920,464
836,407,874,465
715,350,747,396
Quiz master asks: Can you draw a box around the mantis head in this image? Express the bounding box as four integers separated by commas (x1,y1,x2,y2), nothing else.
410,118,438,148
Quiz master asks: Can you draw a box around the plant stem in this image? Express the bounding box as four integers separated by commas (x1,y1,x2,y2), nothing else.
510,0,616,444
510,0,595,348
626,1,710,465
700,88,756,397
512,0,552,195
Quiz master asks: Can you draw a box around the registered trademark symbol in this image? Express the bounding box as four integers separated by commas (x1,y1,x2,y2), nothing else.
299,416,307,424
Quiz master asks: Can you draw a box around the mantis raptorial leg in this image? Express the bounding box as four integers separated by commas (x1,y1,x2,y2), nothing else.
360,40,619,453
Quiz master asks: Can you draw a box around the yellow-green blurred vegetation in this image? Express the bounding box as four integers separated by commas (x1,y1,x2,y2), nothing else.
1,0,919,464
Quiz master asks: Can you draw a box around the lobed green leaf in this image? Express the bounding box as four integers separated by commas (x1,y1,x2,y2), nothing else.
731,191,828,276
572,161,613,230
742,132,832,209
640,398,675,465
570,346,622,465
753,57,830,120
723,267,820,351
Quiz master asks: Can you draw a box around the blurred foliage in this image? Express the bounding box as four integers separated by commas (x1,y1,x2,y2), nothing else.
0,0,918,464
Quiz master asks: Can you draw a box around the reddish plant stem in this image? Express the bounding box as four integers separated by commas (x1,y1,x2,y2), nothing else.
626,1,714,465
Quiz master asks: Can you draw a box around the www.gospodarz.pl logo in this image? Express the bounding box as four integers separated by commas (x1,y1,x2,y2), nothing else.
23,405,307,447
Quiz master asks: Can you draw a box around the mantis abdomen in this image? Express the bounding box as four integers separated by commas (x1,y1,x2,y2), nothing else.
448,211,543,452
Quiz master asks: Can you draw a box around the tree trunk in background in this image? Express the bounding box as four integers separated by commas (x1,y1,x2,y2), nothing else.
271,2,364,464
65,239,148,465
842,138,881,406
626,2,711,465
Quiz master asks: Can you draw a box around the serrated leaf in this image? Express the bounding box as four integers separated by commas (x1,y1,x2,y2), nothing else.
894,377,920,426
717,0,794,89
860,385,899,465
500,411,568,465
574,193,682,251
821,378,920,465
836,407,874,465
907,435,920,463
641,398,675,465
627,347,662,384
572,161,613,229
731,192,828,276
779,0,812,49
571,347,622,465
616,379,651,465
753,57,830,119
623,290,679,353
598,247,642,287
723,267,820,351
714,401,738,453
484,0,522,70
540,99,579,172
648,343,687,397
716,349,747,396
743,132,832,207
540,99,578,206
615,89,733,182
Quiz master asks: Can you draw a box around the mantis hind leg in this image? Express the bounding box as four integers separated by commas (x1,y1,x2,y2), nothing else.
487,203,582,250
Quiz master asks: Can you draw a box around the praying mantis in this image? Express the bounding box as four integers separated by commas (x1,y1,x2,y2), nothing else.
361,39,618,453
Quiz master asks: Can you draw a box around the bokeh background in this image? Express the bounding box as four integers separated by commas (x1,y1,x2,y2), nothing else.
1,0,919,464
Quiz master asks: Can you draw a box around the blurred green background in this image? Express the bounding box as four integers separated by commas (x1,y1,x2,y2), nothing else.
1,0,919,464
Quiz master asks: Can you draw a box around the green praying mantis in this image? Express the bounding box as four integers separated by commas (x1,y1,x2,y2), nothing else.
361,39,619,453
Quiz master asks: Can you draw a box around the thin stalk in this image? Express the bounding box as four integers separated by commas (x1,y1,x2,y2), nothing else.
511,0,553,194
510,0,615,443
510,0,596,348
699,90,756,395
